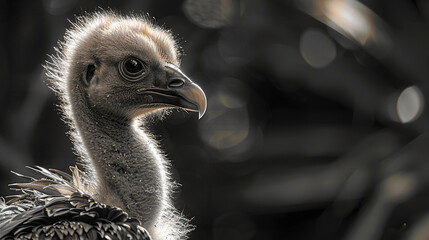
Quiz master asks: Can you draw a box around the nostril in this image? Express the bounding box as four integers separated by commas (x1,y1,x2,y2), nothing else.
168,78,185,88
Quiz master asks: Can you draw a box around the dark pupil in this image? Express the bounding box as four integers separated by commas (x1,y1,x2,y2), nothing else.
125,59,143,74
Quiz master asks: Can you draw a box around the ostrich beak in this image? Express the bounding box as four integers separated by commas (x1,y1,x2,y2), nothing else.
137,63,207,119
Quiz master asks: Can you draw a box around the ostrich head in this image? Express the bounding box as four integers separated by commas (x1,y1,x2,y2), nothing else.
49,12,206,123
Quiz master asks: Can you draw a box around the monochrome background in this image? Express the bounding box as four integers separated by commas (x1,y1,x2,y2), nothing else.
1,0,429,239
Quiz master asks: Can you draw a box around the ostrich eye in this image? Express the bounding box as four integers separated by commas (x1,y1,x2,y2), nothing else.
119,57,147,81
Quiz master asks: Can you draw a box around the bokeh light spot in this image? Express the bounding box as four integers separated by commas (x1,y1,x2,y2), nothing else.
300,28,337,68
199,79,253,157
183,0,235,28
396,86,424,123
325,0,370,44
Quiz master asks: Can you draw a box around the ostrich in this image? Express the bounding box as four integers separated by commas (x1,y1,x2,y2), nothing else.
0,12,206,240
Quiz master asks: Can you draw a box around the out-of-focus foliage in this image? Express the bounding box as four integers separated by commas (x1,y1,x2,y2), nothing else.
1,0,429,239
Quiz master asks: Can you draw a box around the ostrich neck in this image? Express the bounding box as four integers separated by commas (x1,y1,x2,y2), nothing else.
70,95,166,227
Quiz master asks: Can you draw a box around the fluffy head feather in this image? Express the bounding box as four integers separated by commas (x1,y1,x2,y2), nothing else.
45,11,181,176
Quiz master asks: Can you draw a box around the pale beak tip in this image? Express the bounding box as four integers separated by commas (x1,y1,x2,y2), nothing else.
198,96,207,119
198,111,204,119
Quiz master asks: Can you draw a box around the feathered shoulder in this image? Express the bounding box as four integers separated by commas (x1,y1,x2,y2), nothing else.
0,166,151,239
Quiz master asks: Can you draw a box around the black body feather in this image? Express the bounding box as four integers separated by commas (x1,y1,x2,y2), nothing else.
0,167,152,240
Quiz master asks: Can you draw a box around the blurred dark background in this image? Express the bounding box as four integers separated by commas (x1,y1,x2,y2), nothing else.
1,0,429,239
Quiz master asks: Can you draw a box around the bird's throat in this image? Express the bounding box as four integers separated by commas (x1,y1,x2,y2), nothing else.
71,99,167,229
